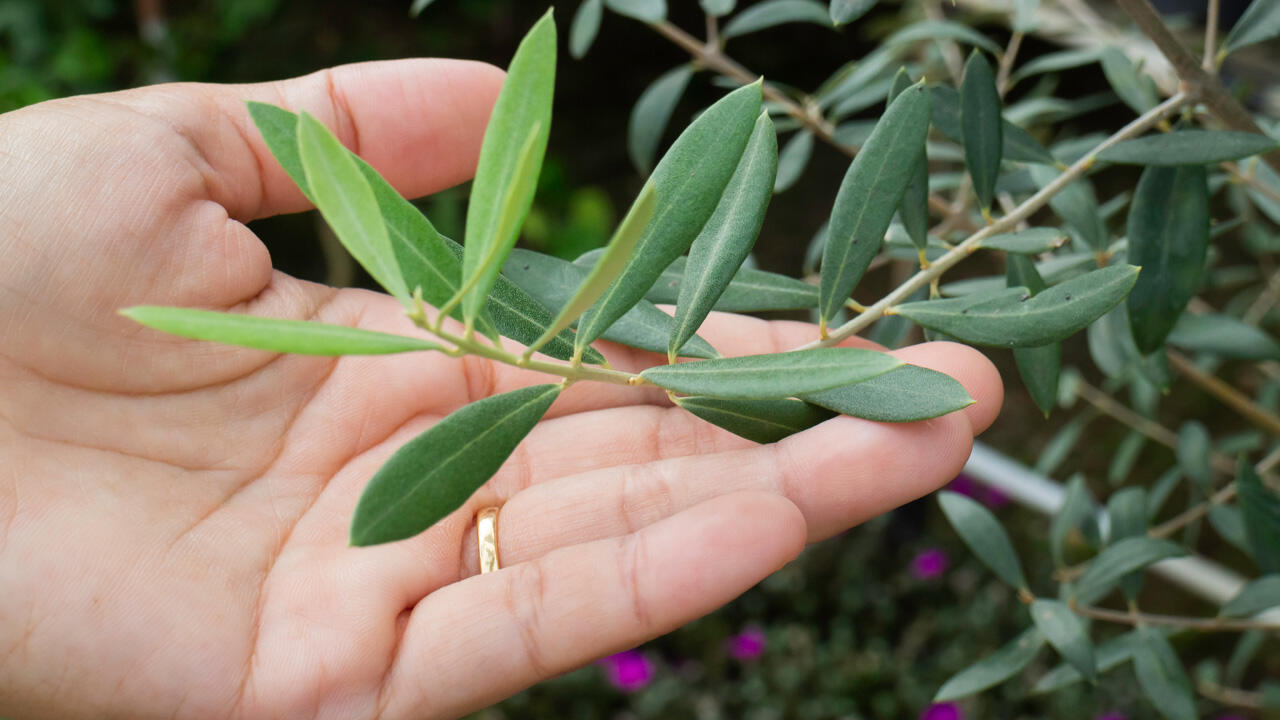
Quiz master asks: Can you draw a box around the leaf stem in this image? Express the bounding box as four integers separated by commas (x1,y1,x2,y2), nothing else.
1068,600,1280,632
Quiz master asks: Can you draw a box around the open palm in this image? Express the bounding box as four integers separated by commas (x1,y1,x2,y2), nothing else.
0,60,1001,720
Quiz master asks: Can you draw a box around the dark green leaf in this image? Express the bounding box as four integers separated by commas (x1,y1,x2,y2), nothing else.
675,396,835,443
1097,130,1279,166
1176,421,1213,493
461,11,556,325
804,364,974,422
350,384,560,545
830,0,877,25
640,347,902,399
934,627,1045,701
938,490,1028,588
1132,627,1198,720
700,0,736,16
961,50,1002,210
1107,486,1150,601
884,19,1002,54
627,64,694,175
646,257,820,311
1050,474,1099,568
774,130,813,193
930,85,1056,165
819,82,931,326
1029,599,1096,683
982,228,1069,254
671,113,777,359
577,82,763,348
1211,505,1252,554
1074,537,1187,605
722,0,830,39
1126,164,1210,353
1032,630,1138,694
1035,413,1091,476
1028,164,1108,249
1223,0,1280,53
896,264,1140,348
1008,254,1060,415
1166,313,1280,360
1008,47,1103,86
1100,47,1158,115
604,0,666,22
888,68,929,251
1108,430,1146,486
1238,457,1280,573
1220,574,1280,617
570,0,604,59
120,306,443,356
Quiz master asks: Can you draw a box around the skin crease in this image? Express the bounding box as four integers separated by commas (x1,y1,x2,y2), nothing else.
0,58,1003,720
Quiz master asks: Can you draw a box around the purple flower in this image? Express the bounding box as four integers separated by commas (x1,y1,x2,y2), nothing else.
948,473,1010,510
1095,713,1127,720
911,548,950,580
598,649,654,692
920,702,964,720
726,627,767,660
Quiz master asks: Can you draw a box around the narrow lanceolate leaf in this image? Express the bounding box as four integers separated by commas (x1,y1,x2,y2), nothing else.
883,20,1003,55
830,0,878,25
888,67,928,251
611,254,819,310
1098,130,1279,166
461,11,555,326
577,82,763,349
930,85,1055,165
296,112,409,305
1126,164,1210,353
1176,421,1212,493
1223,0,1280,54
504,249,718,358
804,364,973,422
819,82,931,326
1100,47,1158,115
1029,600,1096,683
960,50,1002,211
1132,627,1198,720
1221,574,1280,617
120,307,444,356
640,348,902,399
1033,631,1138,694
701,0,736,16
722,0,830,39
671,113,778,360
349,384,560,546
934,627,1045,701
1074,537,1187,605
675,396,834,444
982,228,1069,254
1028,164,1108,249
1008,254,1060,416
1167,313,1280,360
628,64,694,175
896,264,1140,348
604,0,667,23
774,130,813,193
570,0,604,59
1238,458,1280,574
1050,475,1099,568
529,183,656,357
938,490,1028,589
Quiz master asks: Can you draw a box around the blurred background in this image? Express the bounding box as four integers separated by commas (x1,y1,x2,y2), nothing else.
2,1,1276,718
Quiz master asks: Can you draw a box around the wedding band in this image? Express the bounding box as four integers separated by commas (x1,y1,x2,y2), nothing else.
477,506,501,574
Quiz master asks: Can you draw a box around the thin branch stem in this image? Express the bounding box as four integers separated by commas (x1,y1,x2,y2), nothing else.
1069,601,1280,632
1203,0,1220,71
1198,680,1266,710
1224,161,1280,207
1168,349,1280,440
996,31,1024,95
800,91,1190,349
1149,482,1237,539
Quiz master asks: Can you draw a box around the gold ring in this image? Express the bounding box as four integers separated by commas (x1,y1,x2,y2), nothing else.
477,506,501,574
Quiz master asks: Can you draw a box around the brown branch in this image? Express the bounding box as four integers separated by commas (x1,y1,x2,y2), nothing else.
1168,350,1280,441
1069,601,1280,632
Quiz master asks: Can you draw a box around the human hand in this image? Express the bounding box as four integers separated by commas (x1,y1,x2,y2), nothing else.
0,59,1001,719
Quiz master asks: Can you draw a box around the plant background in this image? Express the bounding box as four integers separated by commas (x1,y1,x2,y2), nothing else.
3,1,1276,717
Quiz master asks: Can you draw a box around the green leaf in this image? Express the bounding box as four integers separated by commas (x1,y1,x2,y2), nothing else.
1126,164,1210,353
349,384,560,546
1211,504,1252,554
504,249,718,358
1166,313,1280,360
461,11,555,326
888,68,928,251
1107,486,1150,601
296,112,409,305
701,0,736,16
1007,254,1060,415
722,0,830,39
604,0,666,22
830,0,878,25
627,64,694,175
1050,474,1099,568
409,0,438,17
884,19,1002,55
629,256,819,311
120,306,444,356
1176,421,1213,493
1220,574,1280,617
1029,599,1095,683
1238,457,1280,574
640,347,902,399
1108,431,1146,485
819,82,931,326
1223,0,1280,54
896,264,1140,348
1008,47,1103,87
1132,627,1198,720
1028,164,1108,249
804,364,973,422
1032,631,1138,694
960,50,1002,211
675,396,834,443
577,82,763,348
981,227,1069,254
671,113,778,360
774,130,813,193
1097,130,1279,166
930,85,1056,165
1074,537,1187,605
570,0,604,59
1012,0,1040,32
934,627,1045,701
1100,47,1158,115
938,490,1028,588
